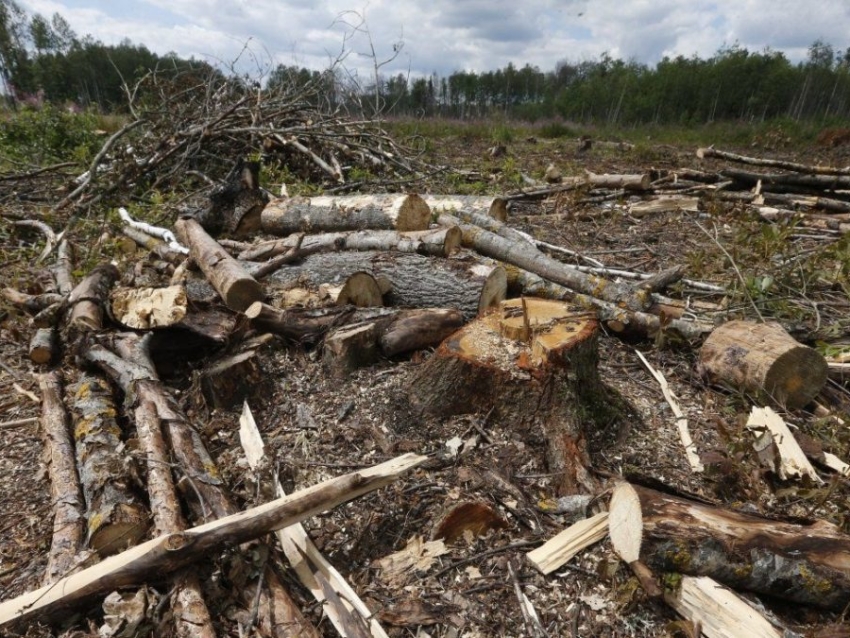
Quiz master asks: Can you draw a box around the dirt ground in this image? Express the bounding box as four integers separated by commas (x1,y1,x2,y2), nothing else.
2,131,850,637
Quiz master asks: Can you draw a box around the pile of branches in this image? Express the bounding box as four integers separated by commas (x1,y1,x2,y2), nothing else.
12,66,431,219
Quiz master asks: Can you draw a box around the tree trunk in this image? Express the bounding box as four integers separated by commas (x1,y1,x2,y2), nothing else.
37,372,85,585
260,251,507,320
611,482,850,611
240,227,462,261
261,194,431,234
69,374,150,556
174,217,264,312
409,298,606,494
699,320,828,408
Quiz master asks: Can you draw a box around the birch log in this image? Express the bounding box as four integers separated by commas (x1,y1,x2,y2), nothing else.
261,194,431,234
66,263,120,332
423,195,509,222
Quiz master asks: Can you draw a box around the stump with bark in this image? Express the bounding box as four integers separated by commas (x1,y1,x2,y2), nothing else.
410,298,616,493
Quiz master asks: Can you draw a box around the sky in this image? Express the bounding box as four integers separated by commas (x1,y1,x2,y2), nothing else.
16,0,850,81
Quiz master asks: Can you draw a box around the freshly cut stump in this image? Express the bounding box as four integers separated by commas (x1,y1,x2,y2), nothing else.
410,298,603,493
699,320,828,409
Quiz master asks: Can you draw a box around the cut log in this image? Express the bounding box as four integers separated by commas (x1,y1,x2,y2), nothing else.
697,146,850,176
260,250,506,320
69,374,150,555
721,167,850,191
198,349,268,410
29,327,56,365
437,213,651,312
586,172,651,191
52,239,75,296
174,217,264,312
261,193,431,235
0,454,425,629
409,298,605,494
423,195,509,222
122,226,187,265
2,288,64,314
240,227,462,261
37,371,85,585
699,320,828,409
609,482,850,610
67,263,120,332
320,272,384,307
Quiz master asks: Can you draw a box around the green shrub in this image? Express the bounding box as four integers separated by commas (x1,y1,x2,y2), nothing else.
0,105,101,165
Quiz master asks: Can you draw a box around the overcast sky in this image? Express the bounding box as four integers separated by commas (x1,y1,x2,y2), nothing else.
17,0,850,81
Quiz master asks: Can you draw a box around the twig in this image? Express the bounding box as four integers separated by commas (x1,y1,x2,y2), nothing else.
0,417,38,429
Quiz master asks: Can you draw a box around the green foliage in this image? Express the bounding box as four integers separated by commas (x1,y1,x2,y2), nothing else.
537,120,576,139
0,104,100,164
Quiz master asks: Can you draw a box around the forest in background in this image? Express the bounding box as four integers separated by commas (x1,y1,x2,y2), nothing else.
2,0,850,126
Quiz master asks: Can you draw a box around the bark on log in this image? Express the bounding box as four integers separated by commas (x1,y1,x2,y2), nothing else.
409,298,606,494
199,349,268,410
712,189,850,214
2,288,63,314
85,334,320,637
37,371,85,584
0,454,425,629
324,308,465,374
67,263,120,332
174,217,264,312
29,327,56,364
261,194,431,235
69,374,150,555
423,195,509,222
612,482,850,610
52,239,75,296
697,146,850,176
240,227,462,261
437,214,651,312
260,250,507,320
246,302,363,343
699,320,828,409
721,167,850,191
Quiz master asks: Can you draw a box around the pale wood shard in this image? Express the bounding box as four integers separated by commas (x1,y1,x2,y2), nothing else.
823,452,850,476
628,196,700,216
423,195,509,222
615,482,850,610
373,536,449,587
527,512,609,575
410,297,604,494
110,285,188,329
174,217,264,312
699,320,828,409
746,406,823,483
0,453,426,628
238,404,392,638
635,350,704,473
37,371,85,585
70,374,149,556
608,482,661,597
261,250,506,320
261,193,431,234
665,575,785,638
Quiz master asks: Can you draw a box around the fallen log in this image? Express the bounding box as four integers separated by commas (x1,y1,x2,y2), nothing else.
259,250,506,320
0,454,426,628
586,171,652,191
607,482,850,610
261,193,431,235
437,213,651,313
52,239,75,296
66,263,120,332
29,327,56,364
712,190,850,214
697,146,850,176
721,167,850,191
409,297,607,494
2,288,64,314
36,371,85,584
698,320,828,409
423,195,509,222
239,227,462,261
69,374,149,555
174,217,264,312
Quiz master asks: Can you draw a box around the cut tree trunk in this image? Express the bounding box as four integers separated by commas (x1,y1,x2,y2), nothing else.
423,195,509,222
0,454,425,629
698,320,828,408
198,349,268,410
29,327,56,365
409,297,607,494
37,371,85,585
608,482,850,611
66,263,120,332
319,271,384,307
240,227,462,261
261,194,431,235
323,307,465,374
437,214,651,313
69,374,149,556
260,251,506,320
174,217,264,312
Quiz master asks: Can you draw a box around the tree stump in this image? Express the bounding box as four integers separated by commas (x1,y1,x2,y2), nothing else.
409,298,606,494
699,320,828,408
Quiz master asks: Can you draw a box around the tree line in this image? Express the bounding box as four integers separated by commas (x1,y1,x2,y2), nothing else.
3,0,850,125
